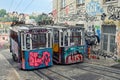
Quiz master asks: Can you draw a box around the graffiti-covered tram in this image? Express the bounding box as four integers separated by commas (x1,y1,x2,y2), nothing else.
9,24,53,70
51,26,86,64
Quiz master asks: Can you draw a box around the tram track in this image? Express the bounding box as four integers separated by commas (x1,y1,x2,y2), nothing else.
71,63,120,80
34,68,73,80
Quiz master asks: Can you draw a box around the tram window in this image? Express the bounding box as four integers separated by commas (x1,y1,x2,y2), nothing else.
70,32,81,46
48,33,51,47
26,34,30,49
54,31,59,43
39,33,46,47
61,32,64,46
70,32,74,45
32,33,46,48
75,32,81,45
21,33,25,49
64,32,68,46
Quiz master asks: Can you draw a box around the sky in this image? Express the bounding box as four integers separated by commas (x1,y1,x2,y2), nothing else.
0,0,53,14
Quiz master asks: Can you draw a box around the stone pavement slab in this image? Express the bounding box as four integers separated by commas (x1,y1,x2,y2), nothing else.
0,53,20,80
84,56,119,67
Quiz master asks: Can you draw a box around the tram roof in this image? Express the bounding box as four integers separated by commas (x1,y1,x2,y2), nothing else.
44,25,84,29
45,25,67,29
10,24,51,32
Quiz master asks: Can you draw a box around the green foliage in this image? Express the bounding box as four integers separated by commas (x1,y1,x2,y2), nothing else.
29,15,36,20
0,9,7,17
29,13,53,25
116,59,120,63
11,17,19,22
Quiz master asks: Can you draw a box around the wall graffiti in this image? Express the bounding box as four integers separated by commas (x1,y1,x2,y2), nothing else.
59,3,76,22
59,1,100,22
94,25,101,40
85,13,98,22
86,0,103,16
29,51,51,67
76,6,86,21
59,7,98,22
85,25,100,46
107,5,120,20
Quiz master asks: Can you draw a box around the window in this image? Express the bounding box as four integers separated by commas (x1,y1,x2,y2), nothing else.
104,0,117,3
61,0,66,8
70,32,81,46
105,0,116,2
54,31,59,43
110,35,115,52
60,32,64,46
101,25,116,53
32,33,46,48
76,0,85,6
64,32,68,46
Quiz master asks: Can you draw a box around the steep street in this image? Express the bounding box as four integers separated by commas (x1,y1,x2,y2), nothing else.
0,49,120,80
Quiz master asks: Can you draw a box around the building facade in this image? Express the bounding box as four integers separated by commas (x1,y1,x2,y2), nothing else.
0,22,11,47
101,0,120,57
53,0,120,58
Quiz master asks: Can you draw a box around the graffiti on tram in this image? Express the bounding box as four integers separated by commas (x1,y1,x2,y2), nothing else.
64,46,84,64
66,53,83,64
29,51,51,67
23,48,53,69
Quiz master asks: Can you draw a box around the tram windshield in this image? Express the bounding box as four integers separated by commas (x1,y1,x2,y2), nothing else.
60,28,82,47
70,31,81,46
20,28,52,50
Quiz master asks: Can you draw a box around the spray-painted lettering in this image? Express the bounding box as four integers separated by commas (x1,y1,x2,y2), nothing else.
107,5,120,20
86,0,103,16
66,54,83,64
29,51,50,67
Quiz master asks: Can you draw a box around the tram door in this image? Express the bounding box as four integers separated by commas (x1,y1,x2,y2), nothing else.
52,28,68,63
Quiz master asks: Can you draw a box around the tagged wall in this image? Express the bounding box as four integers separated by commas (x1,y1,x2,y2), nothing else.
101,1,120,58
55,0,103,26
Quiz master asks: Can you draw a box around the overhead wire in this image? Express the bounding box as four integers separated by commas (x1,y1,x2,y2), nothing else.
14,0,23,11
22,0,34,13
9,0,14,12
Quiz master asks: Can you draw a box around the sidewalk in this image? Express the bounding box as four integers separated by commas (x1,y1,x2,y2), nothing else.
0,52,20,80
85,56,119,67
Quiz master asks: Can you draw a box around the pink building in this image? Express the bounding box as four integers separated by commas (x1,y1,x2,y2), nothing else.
0,22,11,48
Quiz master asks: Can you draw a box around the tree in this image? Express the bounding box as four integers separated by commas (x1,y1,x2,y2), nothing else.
0,9,7,17
30,15,36,20
30,13,54,25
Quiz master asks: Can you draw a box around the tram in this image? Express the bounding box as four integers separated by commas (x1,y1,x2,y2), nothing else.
51,26,86,64
9,24,53,70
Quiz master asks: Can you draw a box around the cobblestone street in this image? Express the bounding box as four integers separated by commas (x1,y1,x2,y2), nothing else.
0,49,120,80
